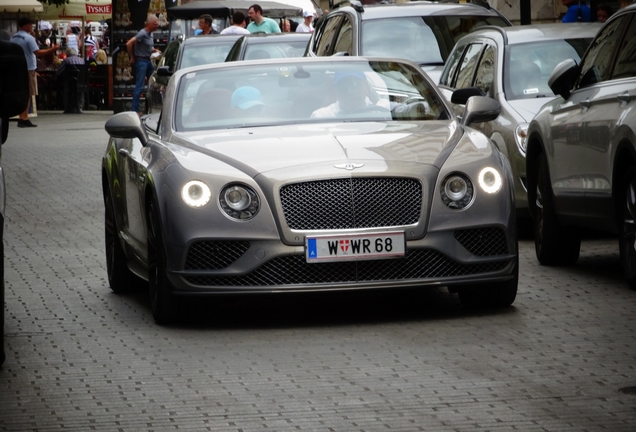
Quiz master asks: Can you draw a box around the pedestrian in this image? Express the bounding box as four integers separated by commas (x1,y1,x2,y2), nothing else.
220,11,251,35
56,47,86,110
126,14,161,116
296,10,315,33
10,16,59,128
0,39,29,143
596,4,613,22
198,14,219,35
84,27,98,62
246,4,281,34
562,0,591,22
280,19,291,32
65,22,82,54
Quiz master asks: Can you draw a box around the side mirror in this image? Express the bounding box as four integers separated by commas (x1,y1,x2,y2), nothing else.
105,112,149,146
548,59,579,99
157,65,173,77
451,87,485,105
461,96,501,127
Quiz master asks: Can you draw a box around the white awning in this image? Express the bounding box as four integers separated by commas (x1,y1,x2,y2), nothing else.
0,0,44,13
39,0,111,21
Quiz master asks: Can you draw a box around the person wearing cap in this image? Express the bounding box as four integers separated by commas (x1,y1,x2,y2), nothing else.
220,11,250,35
231,86,265,117
247,4,281,34
311,72,390,118
10,16,59,127
296,10,315,33
126,14,161,115
561,0,591,22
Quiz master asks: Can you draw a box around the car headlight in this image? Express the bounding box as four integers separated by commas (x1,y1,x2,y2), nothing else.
478,167,503,194
515,122,529,156
220,184,260,220
181,180,211,208
441,174,474,209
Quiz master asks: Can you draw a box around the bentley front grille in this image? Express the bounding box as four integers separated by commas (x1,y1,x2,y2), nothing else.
185,241,251,270
280,178,422,230
454,227,508,256
183,249,509,287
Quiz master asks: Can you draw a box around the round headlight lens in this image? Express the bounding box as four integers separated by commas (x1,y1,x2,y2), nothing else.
478,167,503,194
181,180,211,208
225,186,251,210
445,176,468,201
441,174,474,209
220,184,260,220
515,123,529,156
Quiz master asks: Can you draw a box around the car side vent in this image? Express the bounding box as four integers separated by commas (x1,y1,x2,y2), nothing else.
454,227,508,256
185,241,250,270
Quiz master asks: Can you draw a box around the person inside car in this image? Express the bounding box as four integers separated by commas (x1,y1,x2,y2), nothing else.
230,86,266,117
310,72,390,118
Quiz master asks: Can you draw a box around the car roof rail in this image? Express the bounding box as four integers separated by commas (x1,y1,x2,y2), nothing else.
329,0,364,12
434,0,492,9
469,24,508,45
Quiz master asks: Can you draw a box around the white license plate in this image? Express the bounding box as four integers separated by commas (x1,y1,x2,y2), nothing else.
305,232,405,263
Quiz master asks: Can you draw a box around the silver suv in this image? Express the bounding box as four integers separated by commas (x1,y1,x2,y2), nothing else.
438,23,600,217
306,0,511,83
526,4,636,285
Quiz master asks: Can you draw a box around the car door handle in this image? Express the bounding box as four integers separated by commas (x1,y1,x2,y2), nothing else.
118,148,130,156
580,99,591,109
618,92,631,104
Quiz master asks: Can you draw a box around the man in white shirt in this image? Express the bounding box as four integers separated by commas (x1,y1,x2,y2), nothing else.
220,11,251,35
311,72,390,119
296,10,314,33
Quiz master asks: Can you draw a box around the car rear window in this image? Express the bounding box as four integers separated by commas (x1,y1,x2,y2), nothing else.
361,16,509,65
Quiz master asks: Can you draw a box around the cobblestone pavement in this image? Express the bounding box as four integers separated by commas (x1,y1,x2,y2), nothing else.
0,114,635,431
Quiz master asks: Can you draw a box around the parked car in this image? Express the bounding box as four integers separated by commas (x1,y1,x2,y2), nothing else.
438,23,601,218
225,33,311,62
305,0,511,83
525,4,636,285
102,56,518,324
146,34,241,114
0,40,30,366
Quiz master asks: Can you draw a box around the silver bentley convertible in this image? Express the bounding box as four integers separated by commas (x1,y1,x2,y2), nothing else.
102,57,518,324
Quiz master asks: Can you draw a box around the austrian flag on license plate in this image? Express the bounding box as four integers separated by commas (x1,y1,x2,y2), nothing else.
305,232,405,263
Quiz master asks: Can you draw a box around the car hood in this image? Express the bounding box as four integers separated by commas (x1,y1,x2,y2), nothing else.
507,97,556,122
175,121,458,177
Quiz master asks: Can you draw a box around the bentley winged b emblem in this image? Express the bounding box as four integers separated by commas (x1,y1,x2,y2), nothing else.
334,163,364,171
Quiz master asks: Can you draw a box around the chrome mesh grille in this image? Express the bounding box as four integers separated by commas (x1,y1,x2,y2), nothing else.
185,241,251,270
183,249,509,287
454,228,508,256
280,178,422,230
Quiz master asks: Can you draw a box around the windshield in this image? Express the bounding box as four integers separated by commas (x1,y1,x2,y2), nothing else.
244,40,310,60
174,61,449,132
180,42,236,69
504,38,592,100
361,16,509,65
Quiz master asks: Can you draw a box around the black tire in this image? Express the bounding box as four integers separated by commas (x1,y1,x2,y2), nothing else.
619,166,636,288
533,155,580,265
104,187,138,293
458,255,519,308
147,199,179,324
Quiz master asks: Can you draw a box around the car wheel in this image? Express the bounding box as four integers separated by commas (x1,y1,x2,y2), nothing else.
619,166,636,288
458,255,518,308
104,187,137,293
534,154,580,265
147,199,178,324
